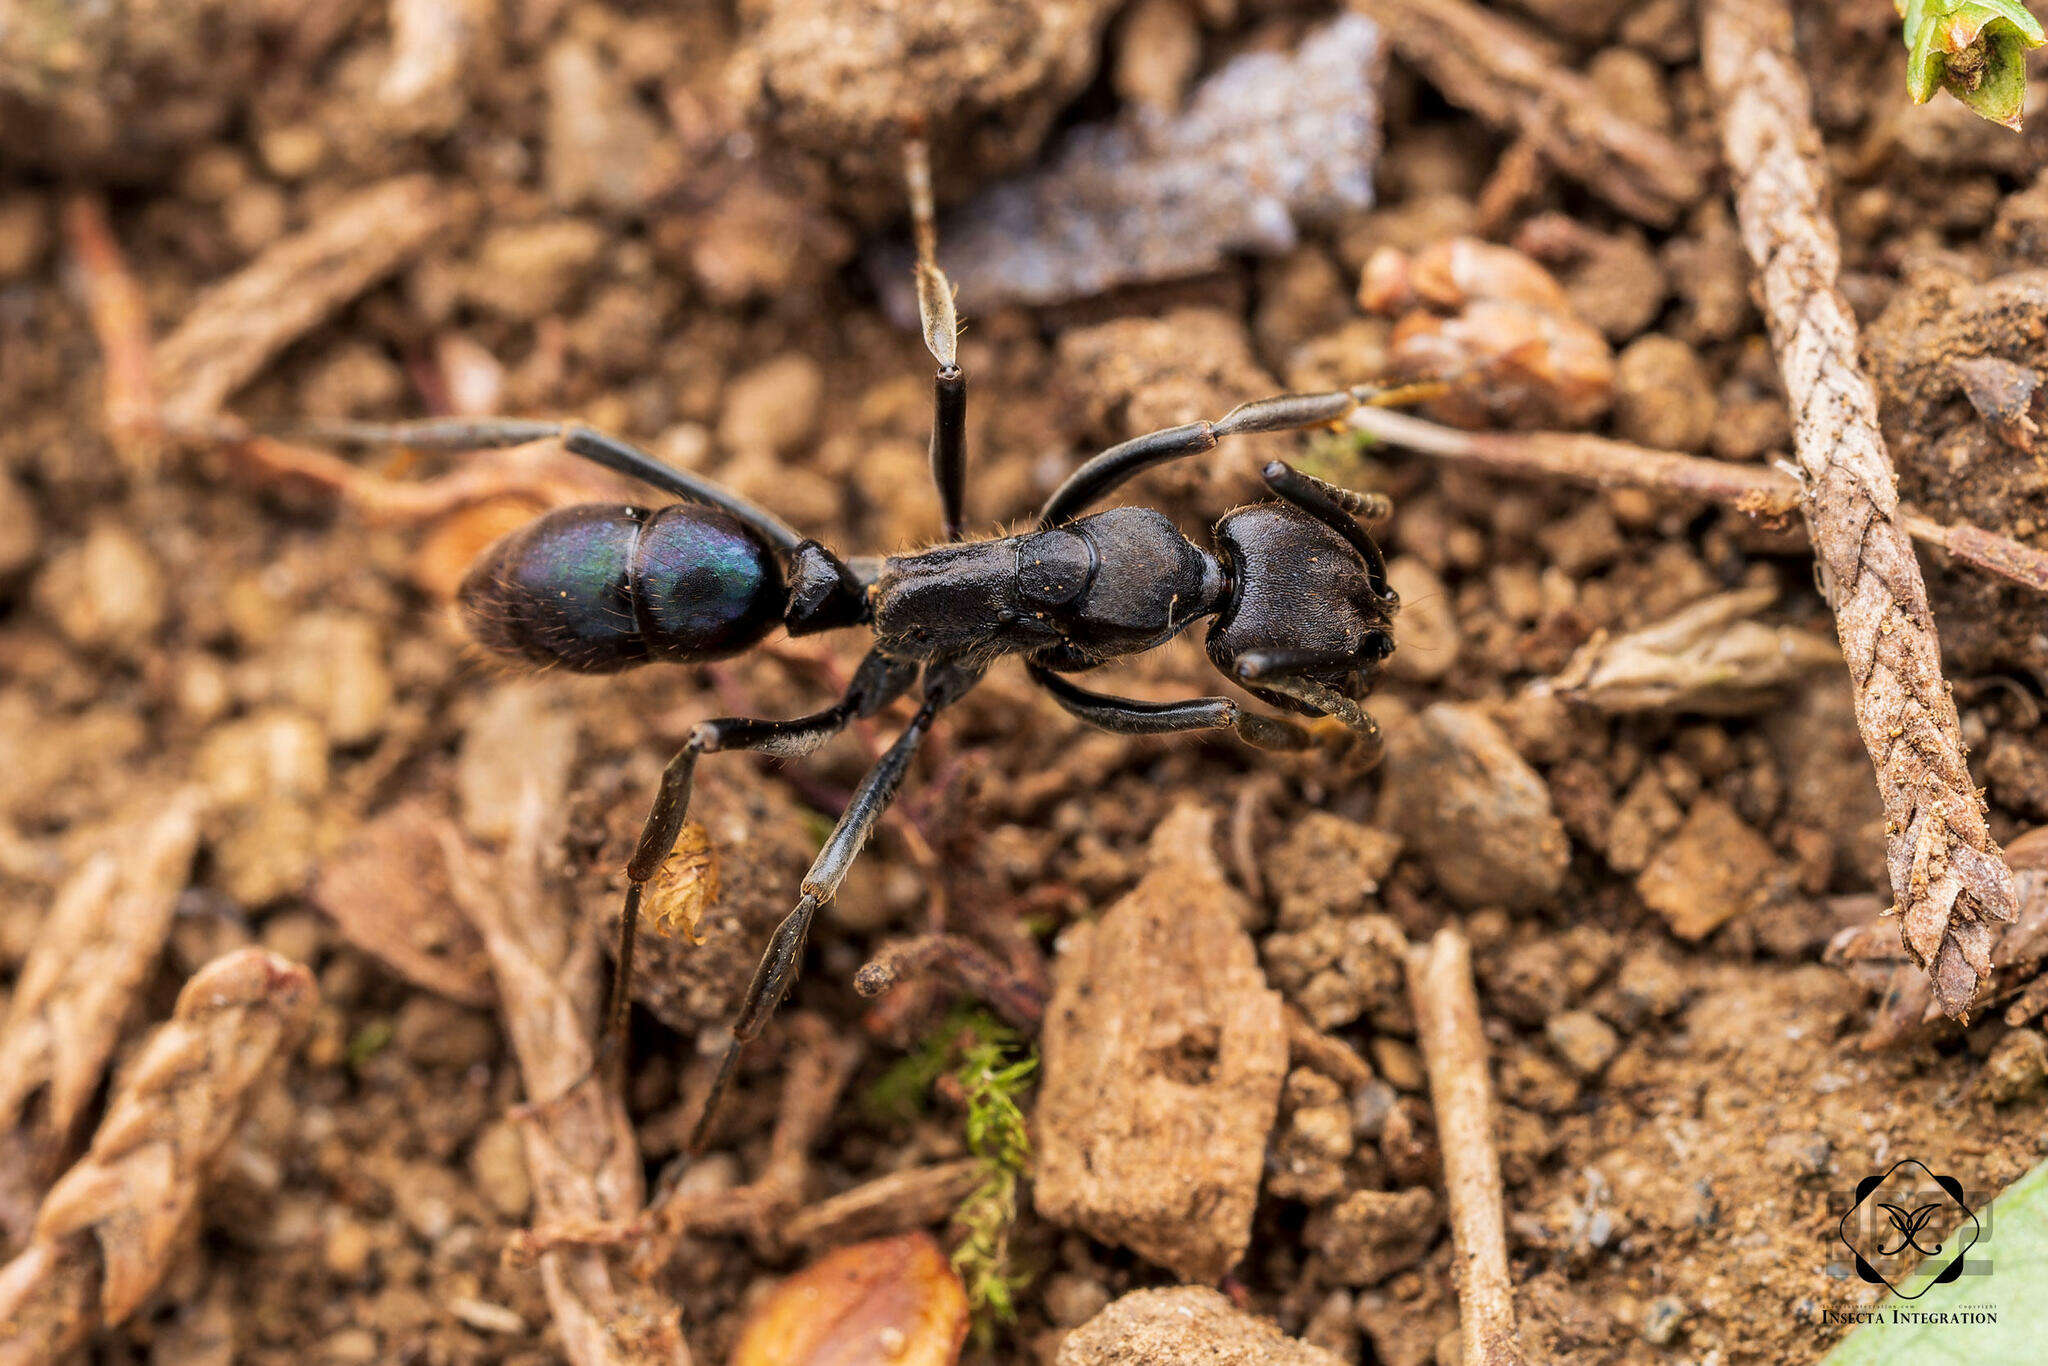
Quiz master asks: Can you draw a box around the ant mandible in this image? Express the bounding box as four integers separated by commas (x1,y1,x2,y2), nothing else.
308,140,1423,1147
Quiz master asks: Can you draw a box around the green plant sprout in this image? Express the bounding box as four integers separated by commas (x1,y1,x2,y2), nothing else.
950,1030,1037,1338
860,1004,1039,1341
1898,0,2045,128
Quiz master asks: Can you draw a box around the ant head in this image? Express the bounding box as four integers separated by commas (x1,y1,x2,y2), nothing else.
1205,500,1397,715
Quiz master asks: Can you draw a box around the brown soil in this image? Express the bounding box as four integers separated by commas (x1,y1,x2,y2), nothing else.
4,3,2048,1365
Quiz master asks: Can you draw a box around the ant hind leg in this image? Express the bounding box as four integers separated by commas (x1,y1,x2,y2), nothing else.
602,650,917,1083
691,663,976,1152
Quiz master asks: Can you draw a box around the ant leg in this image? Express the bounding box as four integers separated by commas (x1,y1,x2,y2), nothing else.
1027,661,1312,752
692,661,981,1151
602,650,918,1077
905,136,968,540
1038,382,1438,528
1261,460,1396,606
295,416,807,554
1232,648,1385,767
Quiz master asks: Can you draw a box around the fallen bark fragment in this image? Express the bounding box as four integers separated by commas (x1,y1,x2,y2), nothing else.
0,949,316,1365
1348,0,1706,225
1406,929,1526,1366
877,15,1382,309
1704,0,2019,1017
1348,408,2048,599
1541,587,1840,714
311,798,495,1008
0,792,206,1216
442,775,690,1366
153,176,462,427
1033,804,1286,1284
1057,1287,1343,1365
730,1232,969,1366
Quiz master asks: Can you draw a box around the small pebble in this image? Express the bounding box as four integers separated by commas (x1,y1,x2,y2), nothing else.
1642,1296,1687,1346
33,520,168,653
1369,1038,1426,1093
1977,1029,2048,1104
1613,335,1717,451
1545,1009,1620,1078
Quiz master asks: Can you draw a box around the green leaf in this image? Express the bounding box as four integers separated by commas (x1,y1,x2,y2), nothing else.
1897,0,2046,127
1821,1158,2048,1365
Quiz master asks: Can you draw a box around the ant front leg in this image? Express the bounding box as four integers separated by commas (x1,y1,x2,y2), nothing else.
601,650,918,1078
1027,661,1314,752
691,660,982,1151
904,135,969,541
1233,648,1385,768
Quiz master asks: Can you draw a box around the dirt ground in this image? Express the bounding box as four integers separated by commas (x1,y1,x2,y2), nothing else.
5,1,2048,1364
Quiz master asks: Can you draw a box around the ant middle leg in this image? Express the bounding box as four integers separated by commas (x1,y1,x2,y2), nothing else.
904,135,969,541
601,649,918,1076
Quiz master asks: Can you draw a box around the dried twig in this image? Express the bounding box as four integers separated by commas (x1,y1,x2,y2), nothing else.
1405,929,1524,1366
855,934,1048,1031
1347,408,2048,597
0,792,206,1229
1284,1006,1377,1092
0,949,316,1365
1347,0,1706,225
153,176,461,427
780,1160,983,1250
441,787,690,1366
62,193,161,468
1704,0,2019,1016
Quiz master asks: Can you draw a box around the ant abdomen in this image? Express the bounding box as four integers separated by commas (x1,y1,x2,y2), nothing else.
458,502,788,672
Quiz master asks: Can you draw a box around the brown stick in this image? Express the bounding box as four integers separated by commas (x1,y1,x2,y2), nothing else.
1405,929,1524,1366
0,949,316,1365
1347,0,1706,225
0,793,207,1231
1703,0,2018,1017
61,194,161,469
854,934,1048,1030
1347,408,2048,598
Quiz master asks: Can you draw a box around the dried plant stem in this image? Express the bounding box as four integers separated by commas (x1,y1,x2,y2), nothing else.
781,1159,984,1250
1348,408,2048,597
62,194,160,469
1346,0,1705,225
0,949,316,1365
1405,929,1524,1366
0,793,207,1228
441,789,690,1366
1704,0,2018,1015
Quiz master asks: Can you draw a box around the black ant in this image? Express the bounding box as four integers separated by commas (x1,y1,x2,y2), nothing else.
306,141,1423,1147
